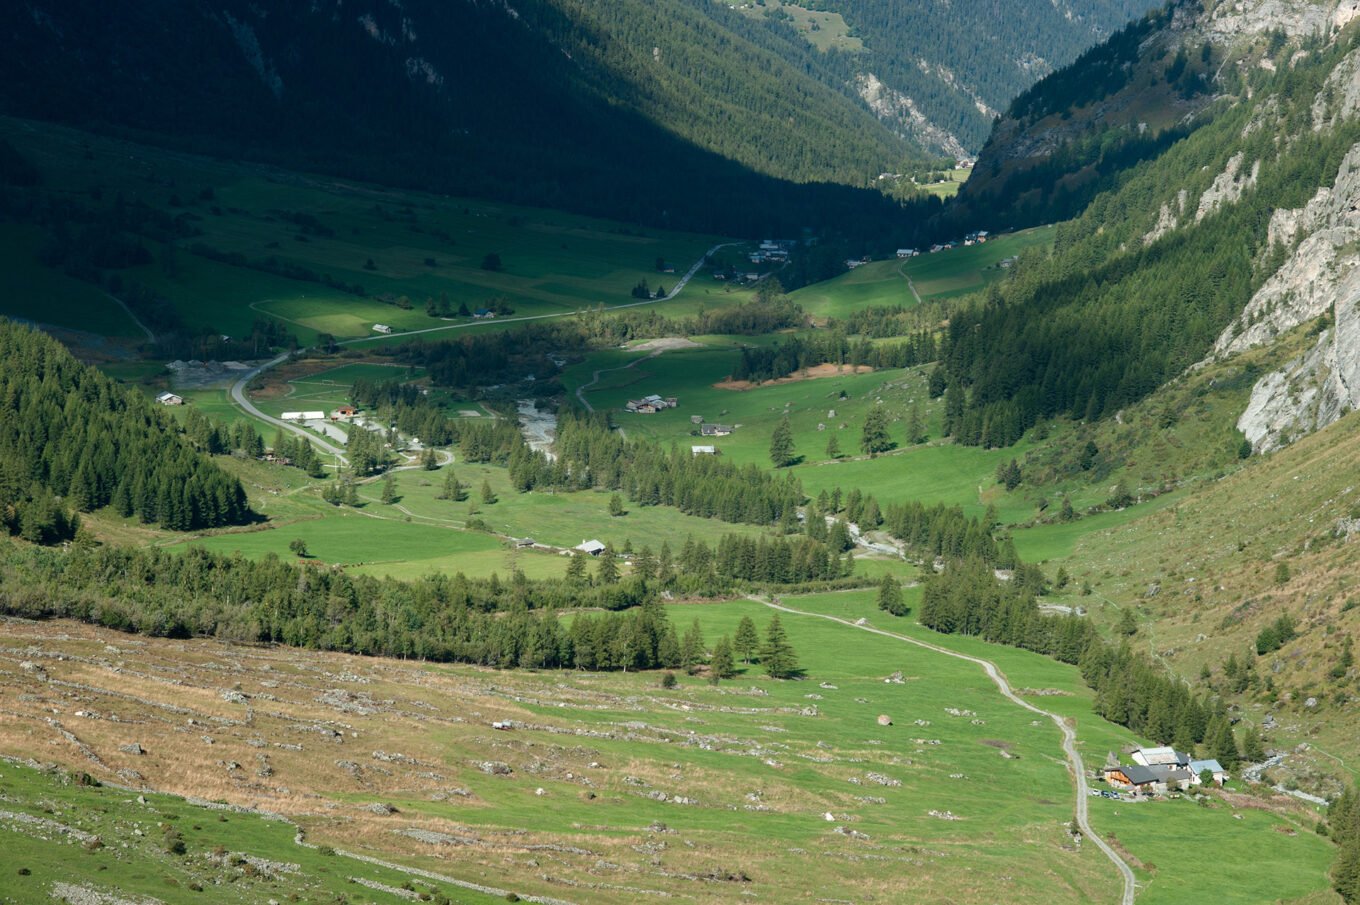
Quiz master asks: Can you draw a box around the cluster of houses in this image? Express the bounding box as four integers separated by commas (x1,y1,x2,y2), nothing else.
625,394,678,414
1103,746,1228,796
748,239,793,265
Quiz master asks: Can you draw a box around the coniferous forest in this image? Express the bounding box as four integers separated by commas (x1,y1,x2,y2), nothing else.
0,320,250,540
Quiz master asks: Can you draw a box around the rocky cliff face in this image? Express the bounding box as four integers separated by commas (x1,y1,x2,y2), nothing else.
1204,46,1360,452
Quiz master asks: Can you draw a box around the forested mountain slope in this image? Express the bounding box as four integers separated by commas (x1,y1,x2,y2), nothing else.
0,319,250,539
931,1,1360,450
0,0,1157,235
0,0,910,236
743,0,1157,158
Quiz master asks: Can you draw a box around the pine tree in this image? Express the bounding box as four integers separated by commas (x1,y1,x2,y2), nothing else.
907,400,925,444
769,416,796,467
480,479,496,504
825,434,841,459
566,551,588,584
760,614,800,679
380,474,397,504
609,492,625,516
734,616,759,663
1241,725,1266,763
1210,718,1240,770
681,619,706,672
710,636,737,679
1117,608,1138,636
421,447,438,470
860,406,892,456
877,575,908,616
596,545,619,584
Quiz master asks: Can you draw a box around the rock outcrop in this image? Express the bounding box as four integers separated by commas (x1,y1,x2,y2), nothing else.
1210,132,1360,452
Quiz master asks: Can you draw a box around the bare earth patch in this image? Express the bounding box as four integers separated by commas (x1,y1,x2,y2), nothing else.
714,363,873,391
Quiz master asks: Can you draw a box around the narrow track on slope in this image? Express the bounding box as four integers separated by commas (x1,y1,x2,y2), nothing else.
756,596,1138,905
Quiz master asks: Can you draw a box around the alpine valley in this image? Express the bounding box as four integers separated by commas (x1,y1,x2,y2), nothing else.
2,1,1360,904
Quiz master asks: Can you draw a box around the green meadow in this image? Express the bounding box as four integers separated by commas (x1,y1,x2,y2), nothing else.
0,117,731,347
758,590,1336,905
0,759,506,905
792,225,1056,319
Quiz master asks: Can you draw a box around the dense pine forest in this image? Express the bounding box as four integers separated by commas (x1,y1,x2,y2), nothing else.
0,320,250,540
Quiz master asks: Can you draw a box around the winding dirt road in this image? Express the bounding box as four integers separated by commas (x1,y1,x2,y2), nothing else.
757,596,1138,905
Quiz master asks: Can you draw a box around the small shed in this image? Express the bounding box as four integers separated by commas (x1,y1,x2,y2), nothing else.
692,445,716,455
372,324,393,334
1189,759,1228,785
576,539,607,556
156,392,184,406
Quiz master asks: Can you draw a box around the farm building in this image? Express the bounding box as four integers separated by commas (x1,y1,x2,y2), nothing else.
895,248,919,258
692,445,716,455
1103,764,1159,793
1189,759,1228,785
473,309,496,319
282,411,326,422
1131,746,1191,768
575,539,607,556
332,406,358,420
700,423,733,437
625,394,678,414
155,392,183,405
372,324,393,334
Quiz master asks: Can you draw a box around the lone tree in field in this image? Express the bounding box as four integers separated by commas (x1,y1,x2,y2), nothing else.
825,434,841,459
480,479,497,504
608,492,626,517
421,447,438,470
877,575,908,616
860,406,893,456
381,474,397,505
734,616,760,663
760,614,801,679
710,636,737,680
769,416,797,467
438,468,465,501
288,538,309,558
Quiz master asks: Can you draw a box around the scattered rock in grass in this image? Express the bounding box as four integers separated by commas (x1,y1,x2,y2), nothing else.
928,809,962,820
864,772,901,787
475,761,512,775
876,714,893,727
119,743,144,756
884,671,904,684
361,802,397,815
219,690,248,704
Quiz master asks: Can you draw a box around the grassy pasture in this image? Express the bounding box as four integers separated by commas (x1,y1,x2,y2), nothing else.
0,224,145,338
0,761,505,905
0,117,731,346
0,592,1336,904
769,590,1337,905
792,225,1055,319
